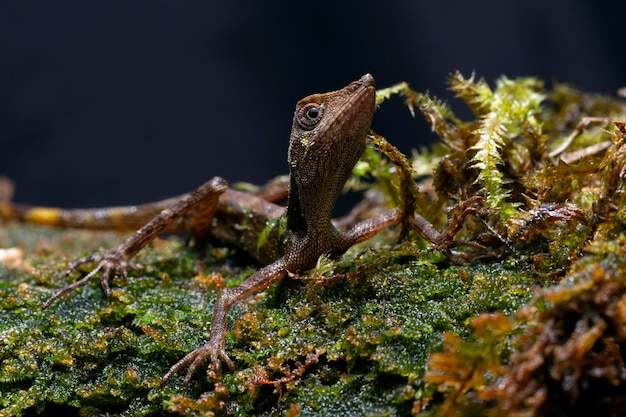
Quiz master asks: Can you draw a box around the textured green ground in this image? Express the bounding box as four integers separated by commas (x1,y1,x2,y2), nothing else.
0,222,533,416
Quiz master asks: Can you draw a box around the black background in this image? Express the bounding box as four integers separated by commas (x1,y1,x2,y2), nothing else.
1,1,624,208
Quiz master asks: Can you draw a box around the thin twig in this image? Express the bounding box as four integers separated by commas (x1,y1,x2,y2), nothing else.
549,116,610,159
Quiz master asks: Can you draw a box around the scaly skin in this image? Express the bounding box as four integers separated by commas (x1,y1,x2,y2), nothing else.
0,74,478,388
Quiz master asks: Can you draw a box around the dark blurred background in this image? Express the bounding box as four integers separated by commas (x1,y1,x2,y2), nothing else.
1,1,624,208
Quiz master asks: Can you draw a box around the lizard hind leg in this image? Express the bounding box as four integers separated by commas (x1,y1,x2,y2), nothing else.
42,177,228,309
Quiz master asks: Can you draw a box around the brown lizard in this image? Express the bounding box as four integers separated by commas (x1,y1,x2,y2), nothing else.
0,74,476,388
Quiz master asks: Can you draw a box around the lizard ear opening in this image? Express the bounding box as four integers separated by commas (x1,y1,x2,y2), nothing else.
296,103,323,130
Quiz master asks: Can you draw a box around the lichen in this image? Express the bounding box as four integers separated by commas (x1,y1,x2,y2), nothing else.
1,73,626,416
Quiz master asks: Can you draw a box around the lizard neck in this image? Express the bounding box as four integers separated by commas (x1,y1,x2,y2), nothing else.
284,74,376,270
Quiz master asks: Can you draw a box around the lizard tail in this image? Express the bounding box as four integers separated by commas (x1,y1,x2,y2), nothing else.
0,176,22,222
1,200,173,231
0,176,14,205
0,176,175,231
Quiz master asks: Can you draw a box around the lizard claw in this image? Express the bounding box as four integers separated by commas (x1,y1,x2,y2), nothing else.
42,248,136,309
161,339,235,389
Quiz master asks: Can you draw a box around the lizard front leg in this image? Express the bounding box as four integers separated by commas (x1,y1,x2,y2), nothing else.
343,198,480,251
161,258,288,388
42,177,228,309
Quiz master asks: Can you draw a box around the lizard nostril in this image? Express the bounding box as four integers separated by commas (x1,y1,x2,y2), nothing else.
361,73,376,88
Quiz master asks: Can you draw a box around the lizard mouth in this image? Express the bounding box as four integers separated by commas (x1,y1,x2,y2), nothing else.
339,73,376,109
338,73,376,127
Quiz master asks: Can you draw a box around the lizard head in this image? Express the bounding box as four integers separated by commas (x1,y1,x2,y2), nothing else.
287,74,376,235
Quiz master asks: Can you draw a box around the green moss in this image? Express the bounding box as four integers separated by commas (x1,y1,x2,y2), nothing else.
2,73,626,416
0,222,533,416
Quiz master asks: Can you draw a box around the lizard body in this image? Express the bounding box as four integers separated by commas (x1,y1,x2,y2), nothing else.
0,74,475,387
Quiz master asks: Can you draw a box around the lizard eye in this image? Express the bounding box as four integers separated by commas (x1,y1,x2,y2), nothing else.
306,107,319,120
297,103,323,130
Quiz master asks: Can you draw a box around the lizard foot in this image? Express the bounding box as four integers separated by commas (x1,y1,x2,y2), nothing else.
432,196,483,247
161,338,235,389
42,247,137,309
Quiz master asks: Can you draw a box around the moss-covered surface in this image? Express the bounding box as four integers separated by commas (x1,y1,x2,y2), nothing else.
1,74,626,416
0,224,533,416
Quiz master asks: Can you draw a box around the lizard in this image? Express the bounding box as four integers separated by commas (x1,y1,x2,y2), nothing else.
0,74,477,388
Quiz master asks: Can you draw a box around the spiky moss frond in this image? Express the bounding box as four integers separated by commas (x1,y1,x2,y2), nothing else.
375,81,410,107
376,81,462,150
450,72,545,220
355,84,450,213
472,110,510,212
